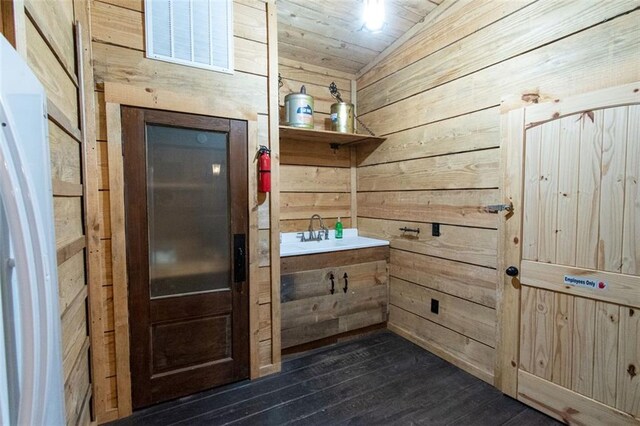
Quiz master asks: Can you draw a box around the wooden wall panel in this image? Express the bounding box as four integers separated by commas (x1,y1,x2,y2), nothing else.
280,217,352,233
280,192,350,221
279,59,353,130
53,197,84,247
358,189,499,229
278,60,356,232
390,277,495,347
61,290,88,381
390,248,496,309
360,217,496,269
358,0,636,113
356,107,500,167
280,165,350,192
356,0,640,386
92,43,268,115
9,1,96,423
281,139,351,167
24,18,78,125
389,305,494,383
357,1,526,89
58,252,86,314
358,149,500,192
360,14,639,136
91,0,268,76
49,122,82,184
24,0,75,72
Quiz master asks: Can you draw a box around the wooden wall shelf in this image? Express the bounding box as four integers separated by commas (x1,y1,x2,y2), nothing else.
279,125,385,147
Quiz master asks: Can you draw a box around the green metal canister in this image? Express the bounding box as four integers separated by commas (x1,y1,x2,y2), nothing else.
284,85,314,129
330,102,354,133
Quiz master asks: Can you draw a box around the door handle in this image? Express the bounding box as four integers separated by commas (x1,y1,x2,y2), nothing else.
506,266,519,277
234,234,246,283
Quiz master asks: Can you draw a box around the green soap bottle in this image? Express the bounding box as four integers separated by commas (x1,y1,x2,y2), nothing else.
335,217,343,239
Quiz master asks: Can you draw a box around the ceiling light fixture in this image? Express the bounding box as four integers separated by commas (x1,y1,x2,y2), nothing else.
363,0,385,32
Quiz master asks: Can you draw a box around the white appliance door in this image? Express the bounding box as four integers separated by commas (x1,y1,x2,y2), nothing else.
0,35,66,426
0,196,17,426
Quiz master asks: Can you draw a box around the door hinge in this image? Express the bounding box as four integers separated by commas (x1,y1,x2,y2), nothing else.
485,202,513,214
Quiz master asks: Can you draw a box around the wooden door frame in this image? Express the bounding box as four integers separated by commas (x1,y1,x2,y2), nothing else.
100,82,270,417
122,107,250,409
495,82,640,398
0,0,26,55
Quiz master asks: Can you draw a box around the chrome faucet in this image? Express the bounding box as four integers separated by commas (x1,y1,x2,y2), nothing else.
307,214,329,241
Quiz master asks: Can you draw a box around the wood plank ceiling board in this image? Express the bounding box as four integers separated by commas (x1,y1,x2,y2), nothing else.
277,0,439,74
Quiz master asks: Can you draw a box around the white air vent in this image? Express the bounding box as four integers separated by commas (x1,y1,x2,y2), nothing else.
145,0,234,74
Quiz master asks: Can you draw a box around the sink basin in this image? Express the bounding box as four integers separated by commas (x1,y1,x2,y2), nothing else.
280,228,389,257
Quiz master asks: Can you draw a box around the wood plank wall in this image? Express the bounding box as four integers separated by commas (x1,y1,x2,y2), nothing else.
2,0,98,424
278,58,357,232
355,0,640,383
89,0,279,422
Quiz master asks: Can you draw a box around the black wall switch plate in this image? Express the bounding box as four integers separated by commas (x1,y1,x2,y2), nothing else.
432,223,440,237
431,298,439,314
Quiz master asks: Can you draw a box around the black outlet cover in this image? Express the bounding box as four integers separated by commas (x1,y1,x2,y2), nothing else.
431,298,439,314
432,223,441,237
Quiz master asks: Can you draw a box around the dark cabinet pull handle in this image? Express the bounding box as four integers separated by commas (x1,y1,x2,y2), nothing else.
330,273,335,294
506,266,519,277
343,273,348,293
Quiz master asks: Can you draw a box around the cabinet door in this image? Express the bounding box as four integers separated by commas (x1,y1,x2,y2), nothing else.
281,260,388,349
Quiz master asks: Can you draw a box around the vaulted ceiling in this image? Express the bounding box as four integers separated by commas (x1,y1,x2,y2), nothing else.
277,0,442,74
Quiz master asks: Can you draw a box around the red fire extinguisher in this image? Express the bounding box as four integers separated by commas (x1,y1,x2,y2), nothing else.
258,145,271,193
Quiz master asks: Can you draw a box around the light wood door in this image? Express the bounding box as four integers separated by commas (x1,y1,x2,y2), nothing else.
122,107,250,409
498,83,640,425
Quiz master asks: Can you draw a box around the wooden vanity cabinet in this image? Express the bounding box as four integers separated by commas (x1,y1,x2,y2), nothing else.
280,246,390,349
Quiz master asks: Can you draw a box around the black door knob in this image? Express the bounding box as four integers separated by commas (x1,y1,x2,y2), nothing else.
506,266,519,277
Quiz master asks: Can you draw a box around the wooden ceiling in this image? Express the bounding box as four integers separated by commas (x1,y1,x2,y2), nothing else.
277,0,442,75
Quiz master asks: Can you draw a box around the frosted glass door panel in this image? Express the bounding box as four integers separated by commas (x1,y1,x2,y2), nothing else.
146,125,230,298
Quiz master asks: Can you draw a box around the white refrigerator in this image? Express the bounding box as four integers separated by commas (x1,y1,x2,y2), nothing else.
0,35,66,425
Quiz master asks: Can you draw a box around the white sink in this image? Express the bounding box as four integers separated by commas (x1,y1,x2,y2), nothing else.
280,228,389,257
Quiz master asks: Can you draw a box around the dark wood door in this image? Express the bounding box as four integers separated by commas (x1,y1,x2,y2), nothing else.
122,107,249,409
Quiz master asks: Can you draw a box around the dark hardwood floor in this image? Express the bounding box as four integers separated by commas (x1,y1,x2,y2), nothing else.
110,331,560,425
